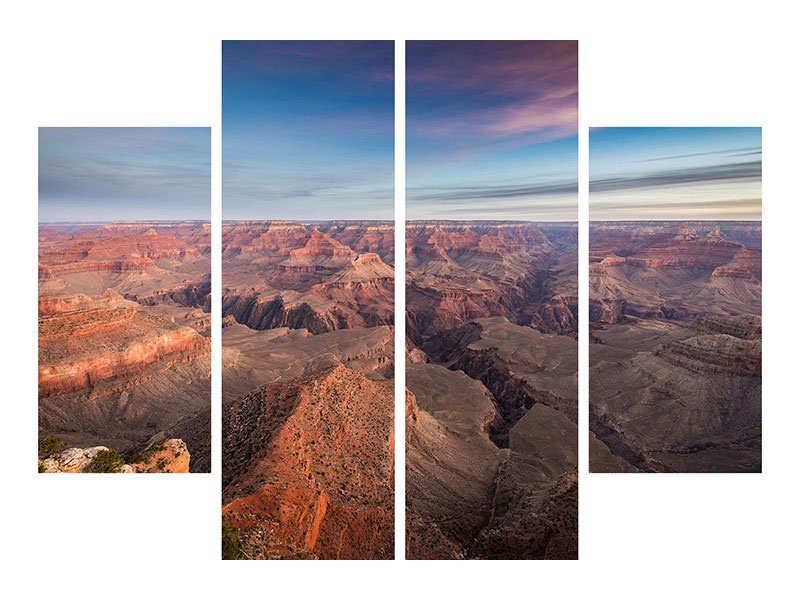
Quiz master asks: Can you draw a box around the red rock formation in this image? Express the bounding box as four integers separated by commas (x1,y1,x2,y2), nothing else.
626,236,743,269
222,365,393,559
406,222,574,340
693,315,761,339
222,222,394,333
38,291,210,398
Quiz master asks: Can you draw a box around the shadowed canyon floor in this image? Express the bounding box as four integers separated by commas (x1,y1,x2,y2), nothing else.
221,221,394,559
589,221,762,473
406,221,578,560
38,221,211,472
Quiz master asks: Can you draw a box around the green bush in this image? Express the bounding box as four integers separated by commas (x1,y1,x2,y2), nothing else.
88,449,124,473
126,438,168,465
38,435,65,459
222,519,246,560
38,463,46,473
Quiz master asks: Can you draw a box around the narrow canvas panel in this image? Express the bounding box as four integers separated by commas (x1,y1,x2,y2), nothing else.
38,127,212,473
221,41,395,559
405,41,579,559
589,127,762,473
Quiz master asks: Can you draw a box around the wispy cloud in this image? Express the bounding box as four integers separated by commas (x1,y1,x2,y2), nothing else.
408,180,577,203
39,127,210,221
639,146,762,162
406,41,578,220
590,160,761,193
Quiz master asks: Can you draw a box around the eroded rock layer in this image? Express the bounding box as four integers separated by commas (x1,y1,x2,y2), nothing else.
222,221,394,333
405,221,578,560
223,366,393,559
38,221,211,472
589,221,761,473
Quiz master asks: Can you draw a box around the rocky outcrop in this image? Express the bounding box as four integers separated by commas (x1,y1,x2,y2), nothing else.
655,334,761,377
222,222,395,336
124,276,211,309
222,365,393,559
127,438,191,473
693,315,761,339
530,295,577,334
39,438,190,473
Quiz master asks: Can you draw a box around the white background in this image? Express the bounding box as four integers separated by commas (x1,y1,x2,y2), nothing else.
2,1,797,598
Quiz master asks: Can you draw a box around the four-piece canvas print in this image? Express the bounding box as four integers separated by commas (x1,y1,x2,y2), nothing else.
36,42,763,560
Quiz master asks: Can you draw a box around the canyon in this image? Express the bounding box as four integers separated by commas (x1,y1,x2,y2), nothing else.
38,221,211,473
405,221,578,559
221,221,394,559
589,221,762,473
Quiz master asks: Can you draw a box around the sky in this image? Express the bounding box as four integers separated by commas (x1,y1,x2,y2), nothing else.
590,127,762,220
406,40,578,221
223,40,394,220
39,127,210,222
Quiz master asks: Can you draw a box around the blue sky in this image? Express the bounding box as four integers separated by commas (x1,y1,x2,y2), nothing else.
590,127,762,220
406,41,578,221
222,40,394,220
38,127,210,222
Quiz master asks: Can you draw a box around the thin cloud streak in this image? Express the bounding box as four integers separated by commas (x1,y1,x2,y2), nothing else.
590,161,761,193
639,146,762,162
408,180,577,203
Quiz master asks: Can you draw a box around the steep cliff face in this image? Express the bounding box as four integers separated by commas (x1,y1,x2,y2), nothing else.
124,276,210,309
655,335,761,377
405,365,578,560
221,288,393,334
39,291,210,398
222,222,395,335
693,315,761,339
222,366,393,559
406,222,576,340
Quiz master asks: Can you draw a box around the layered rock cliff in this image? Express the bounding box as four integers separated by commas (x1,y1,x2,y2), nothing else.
39,291,210,399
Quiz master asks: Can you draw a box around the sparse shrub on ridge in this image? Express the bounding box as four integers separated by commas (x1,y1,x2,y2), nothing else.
88,449,124,473
38,435,65,459
222,519,246,560
126,438,168,465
